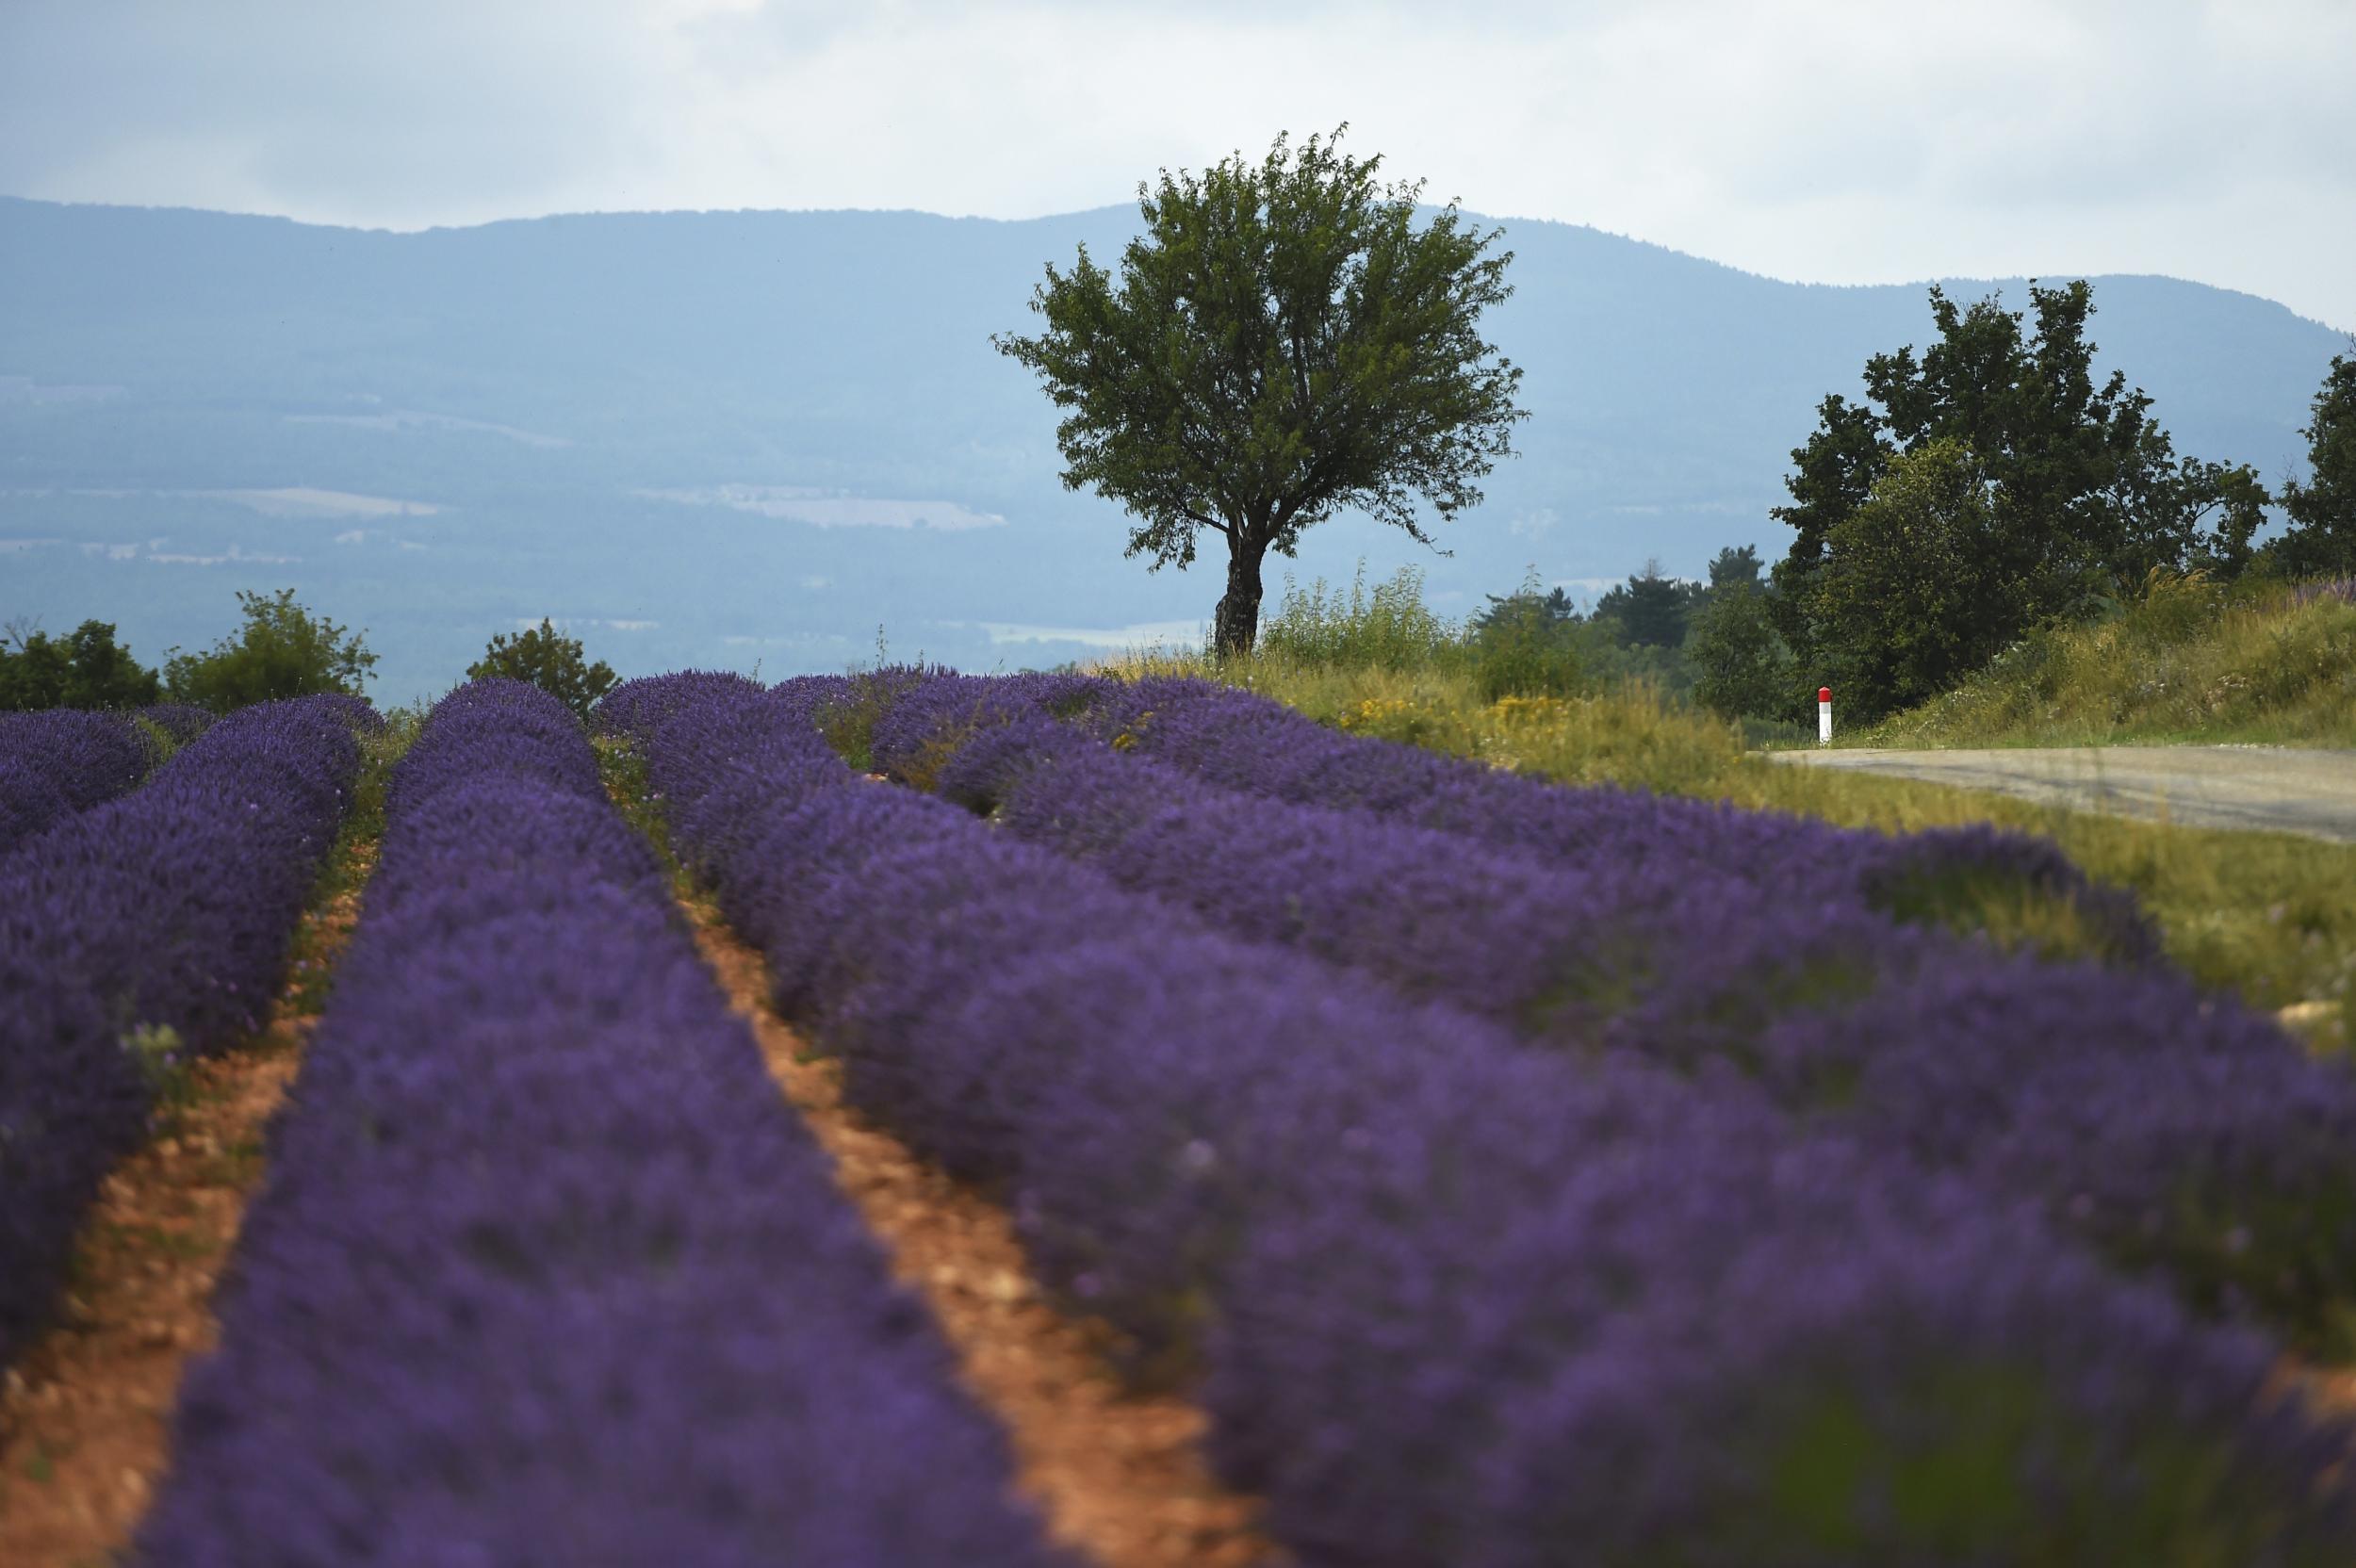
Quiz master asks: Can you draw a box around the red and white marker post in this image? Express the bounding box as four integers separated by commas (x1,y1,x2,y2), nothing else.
1817,686,1833,746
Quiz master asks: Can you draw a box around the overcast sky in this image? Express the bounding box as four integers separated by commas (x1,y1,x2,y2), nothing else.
4,0,2351,332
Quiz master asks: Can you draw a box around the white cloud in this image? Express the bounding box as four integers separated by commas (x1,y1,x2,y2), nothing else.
2,1,2349,327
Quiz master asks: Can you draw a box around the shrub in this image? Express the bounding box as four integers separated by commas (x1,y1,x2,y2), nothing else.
1465,574,1584,700
466,618,619,721
163,589,377,711
1256,564,1457,672
1689,581,1797,721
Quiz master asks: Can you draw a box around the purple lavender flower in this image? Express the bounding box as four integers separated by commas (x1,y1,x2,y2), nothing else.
138,680,1067,1566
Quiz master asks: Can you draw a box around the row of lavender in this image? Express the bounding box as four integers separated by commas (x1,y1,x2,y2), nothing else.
138,680,1066,1565
0,710,157,856
0,704,221,857
866,672,2356,1353
0,697,362,1375
604,671,2356,1565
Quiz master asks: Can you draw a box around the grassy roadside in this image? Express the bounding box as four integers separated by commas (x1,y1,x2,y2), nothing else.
1097,649,2356,1048
1852,574,2356,750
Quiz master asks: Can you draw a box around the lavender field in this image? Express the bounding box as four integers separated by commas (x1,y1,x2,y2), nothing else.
7,671,2356,1564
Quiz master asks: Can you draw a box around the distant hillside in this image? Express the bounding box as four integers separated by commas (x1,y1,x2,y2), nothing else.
1,196,2344,700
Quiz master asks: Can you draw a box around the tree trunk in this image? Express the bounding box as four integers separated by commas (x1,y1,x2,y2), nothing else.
1212,538,1267,658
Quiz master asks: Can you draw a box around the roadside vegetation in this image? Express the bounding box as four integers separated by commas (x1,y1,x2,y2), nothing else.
1855,573,2356,748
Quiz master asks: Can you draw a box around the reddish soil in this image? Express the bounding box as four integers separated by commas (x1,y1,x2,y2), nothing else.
683,899,1279,1568
0,853,372,1567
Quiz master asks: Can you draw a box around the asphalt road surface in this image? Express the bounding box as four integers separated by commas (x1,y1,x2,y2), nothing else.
1770,745,2356,843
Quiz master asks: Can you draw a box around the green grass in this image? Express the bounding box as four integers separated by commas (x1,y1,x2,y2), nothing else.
1854,574,2356,749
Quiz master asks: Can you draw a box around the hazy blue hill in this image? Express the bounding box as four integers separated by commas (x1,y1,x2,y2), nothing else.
1,195,2344,701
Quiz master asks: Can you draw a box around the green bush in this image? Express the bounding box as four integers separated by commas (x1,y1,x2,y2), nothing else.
1465,576,1584,700
467,618,618,720
1812,439,2017,723
1256,564,1457,671
1689,583,1797,721
164,589,377,711
0,619,161,710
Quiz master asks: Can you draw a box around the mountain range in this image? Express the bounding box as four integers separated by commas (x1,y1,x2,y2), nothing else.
2,194,2345,702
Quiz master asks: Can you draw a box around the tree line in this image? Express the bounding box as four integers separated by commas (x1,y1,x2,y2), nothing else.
2,591,617,719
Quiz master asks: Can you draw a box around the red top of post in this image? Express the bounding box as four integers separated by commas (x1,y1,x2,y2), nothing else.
1818,686,1832,703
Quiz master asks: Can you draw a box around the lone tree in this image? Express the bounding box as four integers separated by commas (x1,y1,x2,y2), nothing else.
995,127,1527,655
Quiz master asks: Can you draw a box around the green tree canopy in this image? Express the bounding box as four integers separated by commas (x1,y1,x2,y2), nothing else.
0,619,162,710
1593,560,1704,649
1689,579,1795,722
1469,580,1576,633
1769,281,2270,697
1706,544,1765,592
1813,438,2013,720
1464,570,1582,700
468,618,618,720
2270,346,2356,579
994,126,1528,655
163,589,377,711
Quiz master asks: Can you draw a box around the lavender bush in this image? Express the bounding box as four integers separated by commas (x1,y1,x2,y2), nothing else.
1061,674,2155,958
0,707,158,857
0,697,361,1373
138,701,220,746
600,673,2356,1563
139,678,1066,1566
884,681,2356,1346
1763,956,2356,1351
925,706,1927,1063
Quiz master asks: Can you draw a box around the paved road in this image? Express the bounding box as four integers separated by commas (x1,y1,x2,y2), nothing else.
1769,745,2356,843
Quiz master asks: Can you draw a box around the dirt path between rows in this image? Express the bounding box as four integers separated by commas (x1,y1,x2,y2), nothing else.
683,899,1277,1568
0,848,374,1566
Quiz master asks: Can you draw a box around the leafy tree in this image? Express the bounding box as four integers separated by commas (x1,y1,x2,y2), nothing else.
0,619,162,710
1769,282,2269,690
1469,580,1576,633
163,589,377,710
994,126,1528,655
1811,439,2013,720
1465,572,1581,701
1689,581,1794,721
1705,544,1765,593
468,618,618,719
1593,560,1704,648
2270,347,2356,578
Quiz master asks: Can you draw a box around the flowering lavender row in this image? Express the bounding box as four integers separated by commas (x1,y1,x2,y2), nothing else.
138,701,220,745
139,679,1066,1567
0,697,362,1374
921,697,1925,1063
602,672,2356,1564
876,670,2159,960
0,707,160,857
887,685,2356,1349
